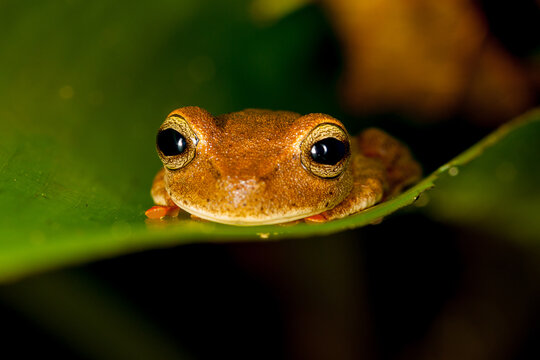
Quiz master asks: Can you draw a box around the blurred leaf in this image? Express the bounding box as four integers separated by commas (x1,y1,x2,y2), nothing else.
0,272,192,360
250,0,311,24
322,0,535,122
426,109,540,243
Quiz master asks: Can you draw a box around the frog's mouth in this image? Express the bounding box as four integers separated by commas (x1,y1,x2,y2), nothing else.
177,204,326,226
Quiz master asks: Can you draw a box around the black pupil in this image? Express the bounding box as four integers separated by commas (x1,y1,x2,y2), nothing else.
157,128,186,156
310,138,347,165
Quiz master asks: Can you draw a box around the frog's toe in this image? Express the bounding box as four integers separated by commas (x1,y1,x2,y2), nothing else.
304,211,330,223
145,205,180,219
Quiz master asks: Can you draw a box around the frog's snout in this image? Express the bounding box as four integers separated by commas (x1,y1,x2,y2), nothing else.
217,176,267,206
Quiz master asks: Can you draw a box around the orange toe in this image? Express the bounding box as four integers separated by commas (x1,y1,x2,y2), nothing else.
145,205,179,219
304,212,329,223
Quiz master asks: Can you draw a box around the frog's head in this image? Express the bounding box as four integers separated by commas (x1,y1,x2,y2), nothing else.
156,106,353,225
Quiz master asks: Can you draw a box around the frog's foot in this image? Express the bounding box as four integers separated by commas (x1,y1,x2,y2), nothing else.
320,177,384,221
304,211,330,223
145,205,180,219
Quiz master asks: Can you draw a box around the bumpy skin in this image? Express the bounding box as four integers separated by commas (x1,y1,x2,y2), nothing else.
150,107,421,225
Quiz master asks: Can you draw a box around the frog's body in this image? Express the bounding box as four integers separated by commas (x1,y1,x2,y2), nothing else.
147,107,421,225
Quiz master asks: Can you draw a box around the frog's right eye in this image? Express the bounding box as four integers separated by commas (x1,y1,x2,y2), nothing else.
156,115,198,170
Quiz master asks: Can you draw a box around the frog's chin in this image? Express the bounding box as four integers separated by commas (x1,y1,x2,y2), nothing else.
178,205,325,226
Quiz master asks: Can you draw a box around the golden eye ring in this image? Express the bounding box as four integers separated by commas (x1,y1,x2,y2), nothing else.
300,123,350,179
156,114,199,170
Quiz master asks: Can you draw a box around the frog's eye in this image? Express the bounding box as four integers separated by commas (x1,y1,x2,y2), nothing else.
310,138,347,165
157,129,186,156
301,123,350,178
156,115,198,170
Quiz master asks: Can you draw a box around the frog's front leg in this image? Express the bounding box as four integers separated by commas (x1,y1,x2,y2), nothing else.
306,153,387,222
145,168,180,219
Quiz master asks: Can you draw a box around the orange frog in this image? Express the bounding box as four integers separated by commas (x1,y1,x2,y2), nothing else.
146,107,421,225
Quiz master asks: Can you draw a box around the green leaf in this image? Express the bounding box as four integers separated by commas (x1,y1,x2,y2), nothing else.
425,109,540,243
1,107,538,283
1,2,538,283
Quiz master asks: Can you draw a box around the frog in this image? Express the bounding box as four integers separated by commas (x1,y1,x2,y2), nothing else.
145,106,421,225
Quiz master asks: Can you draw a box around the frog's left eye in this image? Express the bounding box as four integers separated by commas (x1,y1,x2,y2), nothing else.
301,123,350,178
310,138,347,165
157,128,186,156
156,115,198,170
